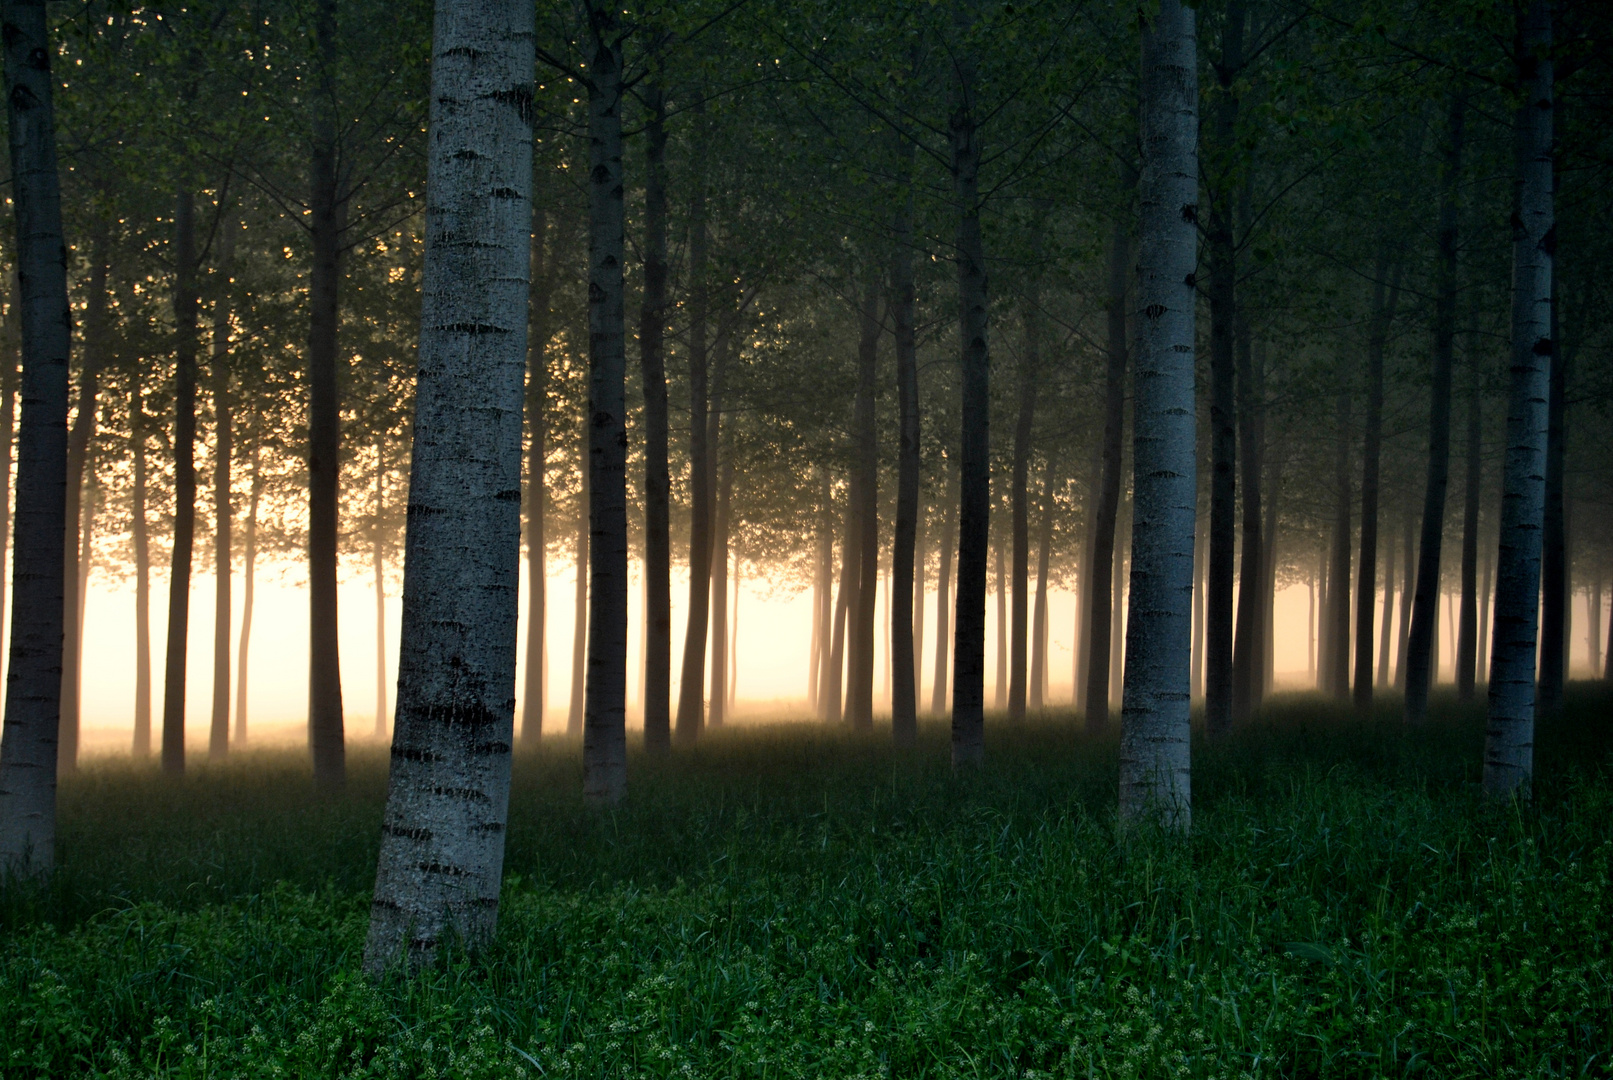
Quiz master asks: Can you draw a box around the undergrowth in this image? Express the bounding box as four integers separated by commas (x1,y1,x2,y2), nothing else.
1,686,1610,1078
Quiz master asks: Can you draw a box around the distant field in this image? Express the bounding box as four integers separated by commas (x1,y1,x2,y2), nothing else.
3,687,1610,1078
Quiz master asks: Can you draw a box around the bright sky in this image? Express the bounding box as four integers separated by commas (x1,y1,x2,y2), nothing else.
53,555,1605,758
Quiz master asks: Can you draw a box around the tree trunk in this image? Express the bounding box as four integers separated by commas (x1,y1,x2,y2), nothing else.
1484,0,1553,797
210,219,235,760
307,0,346,790
1191,508,1206,700
1202,0,1243,739
59,229,108,773
729,561,740,712
133,388,153,754
363,0,533,971
993,538,1007,711
1120,0,1197,827
847,279,880,730
826,482,856,724
1395,510,1413,687
567,464,587,737
1456,336,1483,700
1110,500,1127,710
1377,515,1396,688
810,468,831,714
931,465,957,714
949,45,989,767
234,409,261,744
1591,578,1602,675
674,107,711,744
76,474,95,673
161,190,199,778
911,495,926,713
526,229,553,732
0,0,75,872
1029,467,1053,711
708,457,732,728
1405,93,1466,724
1261,450,1280,697
374,445,387,737
1537,290,1566,714
1353,254,1402,709
1008,297,1039,719
1230,319,1263,723
581,22,628,804
890,148,920,743
0,275,17,666
638,87,671,753
1327,391,1352,700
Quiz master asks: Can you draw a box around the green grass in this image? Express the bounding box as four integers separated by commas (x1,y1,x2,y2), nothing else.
3,687,1612,1078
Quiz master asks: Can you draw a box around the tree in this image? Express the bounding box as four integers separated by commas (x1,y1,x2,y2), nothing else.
364,0,533,971
1404,93,1467,724
1118,0,1196,827
1483,0,1552,800
580,4,628,804
0,0,74,873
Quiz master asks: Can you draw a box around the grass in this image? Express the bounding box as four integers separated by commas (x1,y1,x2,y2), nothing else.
2,686,1611,1078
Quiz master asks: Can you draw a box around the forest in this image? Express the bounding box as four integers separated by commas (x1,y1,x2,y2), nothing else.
0,0,1611,1074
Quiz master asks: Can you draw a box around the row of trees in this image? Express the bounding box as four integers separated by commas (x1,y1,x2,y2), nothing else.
0,0,1608,963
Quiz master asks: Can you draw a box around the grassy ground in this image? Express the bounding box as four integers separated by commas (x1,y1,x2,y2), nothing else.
2,687,1611,1078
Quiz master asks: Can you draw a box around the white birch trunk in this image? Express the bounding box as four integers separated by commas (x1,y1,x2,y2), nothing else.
0,0,73,874
1119,0,1198,828
1484,0,1553,799
364,0,533,972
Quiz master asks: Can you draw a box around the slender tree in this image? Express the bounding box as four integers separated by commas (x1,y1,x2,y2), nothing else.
233,406,261,744
1086,216,1127,730
306,0,347,789
1007,291,1039,720
1484,0,1552,798
889,144,920,744
1119,0,1197,827
132,386,153,754
364,0,534,971
637,86,672,752
674,106,711,743
931,463,957,714
0,0,73,872
846,278,880,730
161,190,199,777
1405,93,1467,724
1354,253,1402,708
59,229,107,771
522,211,550,742
1455,330,1482,699
580,8,628,803
210,218,235,760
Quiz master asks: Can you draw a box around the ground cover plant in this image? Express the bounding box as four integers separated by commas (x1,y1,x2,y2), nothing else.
2,686,1611,1078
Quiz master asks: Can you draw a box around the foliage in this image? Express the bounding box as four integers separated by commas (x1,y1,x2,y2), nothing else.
2,687,1611,1077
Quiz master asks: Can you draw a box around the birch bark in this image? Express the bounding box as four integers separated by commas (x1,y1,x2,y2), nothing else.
363,0,533,971
1119,0,1197,828
1484,0,1553,798
0,0,74,872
